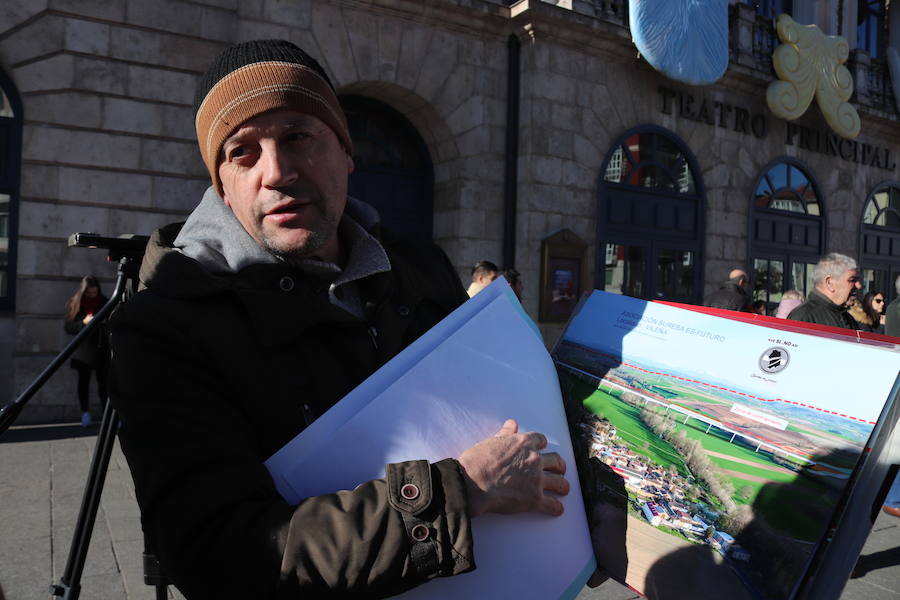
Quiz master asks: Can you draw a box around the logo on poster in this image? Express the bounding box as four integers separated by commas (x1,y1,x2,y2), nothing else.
759,347,790,374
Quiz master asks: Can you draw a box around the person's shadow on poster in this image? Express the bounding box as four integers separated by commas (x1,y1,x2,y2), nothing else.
641,448,881,600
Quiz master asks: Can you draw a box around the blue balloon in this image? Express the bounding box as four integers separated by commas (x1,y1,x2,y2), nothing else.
629,0,729,86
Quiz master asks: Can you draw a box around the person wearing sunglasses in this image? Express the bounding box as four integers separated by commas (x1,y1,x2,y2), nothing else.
849,290,886,334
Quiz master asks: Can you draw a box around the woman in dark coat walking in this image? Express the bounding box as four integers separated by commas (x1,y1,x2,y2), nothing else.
64,275,109,426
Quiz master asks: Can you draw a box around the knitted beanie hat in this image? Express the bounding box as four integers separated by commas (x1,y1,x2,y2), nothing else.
193,39,353,197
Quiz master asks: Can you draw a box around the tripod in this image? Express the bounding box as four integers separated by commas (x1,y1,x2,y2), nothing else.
0,233,169,600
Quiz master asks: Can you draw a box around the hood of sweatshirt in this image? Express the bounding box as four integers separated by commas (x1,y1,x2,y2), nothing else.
174,186,386,276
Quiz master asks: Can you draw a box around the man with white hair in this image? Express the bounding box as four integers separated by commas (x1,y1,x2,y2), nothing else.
787,253,861,329
884,274,900,338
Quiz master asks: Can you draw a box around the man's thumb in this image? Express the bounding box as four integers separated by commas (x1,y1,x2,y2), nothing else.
496,418,518,436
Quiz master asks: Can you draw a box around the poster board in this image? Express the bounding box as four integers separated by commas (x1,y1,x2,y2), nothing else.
553,290,900,600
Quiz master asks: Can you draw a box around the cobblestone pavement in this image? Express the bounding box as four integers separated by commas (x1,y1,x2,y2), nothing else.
1,422,898,600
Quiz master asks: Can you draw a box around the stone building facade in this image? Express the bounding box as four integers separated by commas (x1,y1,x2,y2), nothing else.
1,0,897,423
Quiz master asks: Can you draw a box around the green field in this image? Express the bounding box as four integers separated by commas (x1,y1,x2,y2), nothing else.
661,411,835,541
718,471,833,540
573,380,689,476
669,387,732,406
570,374,836,541
667,418,788,468
707,456,798,483
614,368,731,406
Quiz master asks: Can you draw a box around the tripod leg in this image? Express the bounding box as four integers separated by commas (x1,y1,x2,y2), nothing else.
49,399,120,600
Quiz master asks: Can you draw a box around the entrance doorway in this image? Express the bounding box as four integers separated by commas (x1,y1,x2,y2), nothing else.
340,95,434,241
748,159,825,314
597,126,704,303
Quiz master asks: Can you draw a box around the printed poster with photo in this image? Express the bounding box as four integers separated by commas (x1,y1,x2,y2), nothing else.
552,291,900,600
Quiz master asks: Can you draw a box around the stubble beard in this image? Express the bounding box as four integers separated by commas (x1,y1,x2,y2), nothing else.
256,199,341,265
262,218,339,264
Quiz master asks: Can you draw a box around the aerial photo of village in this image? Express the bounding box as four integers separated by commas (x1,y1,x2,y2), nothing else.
554,339,868,600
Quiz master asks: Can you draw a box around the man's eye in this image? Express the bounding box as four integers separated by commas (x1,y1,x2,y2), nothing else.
286,131,313,143
228,146,251,160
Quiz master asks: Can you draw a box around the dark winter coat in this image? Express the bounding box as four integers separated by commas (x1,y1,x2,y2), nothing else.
848,303,884,334
703,281,750,312
886,297,900,338
64,295,109,369
787,289,859,330
109,222,473,599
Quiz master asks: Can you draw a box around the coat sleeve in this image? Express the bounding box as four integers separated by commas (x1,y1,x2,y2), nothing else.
64,314,84,335
108,295,475,600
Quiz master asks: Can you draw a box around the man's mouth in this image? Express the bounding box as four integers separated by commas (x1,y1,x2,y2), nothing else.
268,200,308,214
264,201,316,224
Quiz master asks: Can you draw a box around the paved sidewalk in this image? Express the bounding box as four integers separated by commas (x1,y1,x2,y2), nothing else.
1,422,899,600
0,423,184,600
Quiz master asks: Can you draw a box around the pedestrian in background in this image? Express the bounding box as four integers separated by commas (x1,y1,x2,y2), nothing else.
467,260,499,297
502,267,524,303
751,299,767,315
703,268,751,312
849,291,885,334
64,275,109,426
774,290,804,319
886,276,900,338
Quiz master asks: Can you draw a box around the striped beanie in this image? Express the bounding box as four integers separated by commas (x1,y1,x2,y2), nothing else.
193,39,353,197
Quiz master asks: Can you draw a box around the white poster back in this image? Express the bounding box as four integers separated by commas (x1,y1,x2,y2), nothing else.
266,280,595,600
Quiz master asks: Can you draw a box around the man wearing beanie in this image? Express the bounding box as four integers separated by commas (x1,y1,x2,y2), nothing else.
109,40,568,599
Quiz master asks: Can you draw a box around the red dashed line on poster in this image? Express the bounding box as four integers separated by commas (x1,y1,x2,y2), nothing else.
560,341,876,425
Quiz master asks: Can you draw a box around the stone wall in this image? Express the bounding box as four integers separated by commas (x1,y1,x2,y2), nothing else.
1,0,898,421
0,0,516,422
1,0,225,422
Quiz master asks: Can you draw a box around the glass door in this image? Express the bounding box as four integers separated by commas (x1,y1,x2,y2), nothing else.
603,242,696,302
863,265,900,301
751,255,817,315
652,246,695,302
603,243,645,298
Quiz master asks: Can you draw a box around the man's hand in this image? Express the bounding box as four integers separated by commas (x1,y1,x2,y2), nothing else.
457,419,569,518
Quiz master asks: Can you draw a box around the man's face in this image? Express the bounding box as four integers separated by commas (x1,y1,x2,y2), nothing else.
825,268,862,306
218,110,354,263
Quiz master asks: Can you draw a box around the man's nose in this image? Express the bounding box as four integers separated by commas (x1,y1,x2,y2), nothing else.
855,281,863,289
260,144,298,189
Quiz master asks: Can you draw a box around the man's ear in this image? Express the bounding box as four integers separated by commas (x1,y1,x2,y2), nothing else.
346,152,355,175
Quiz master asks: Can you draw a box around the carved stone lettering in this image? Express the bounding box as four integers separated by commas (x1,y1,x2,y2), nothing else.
657,84,895,171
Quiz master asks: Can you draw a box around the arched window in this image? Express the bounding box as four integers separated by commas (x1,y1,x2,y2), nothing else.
340,95,434,241
0,69,23,311
753,162,820,215
598,126,704,303
860,183,900,301
748,159,825,314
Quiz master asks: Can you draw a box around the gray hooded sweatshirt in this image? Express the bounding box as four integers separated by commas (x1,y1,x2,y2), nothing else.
173,186,391,319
